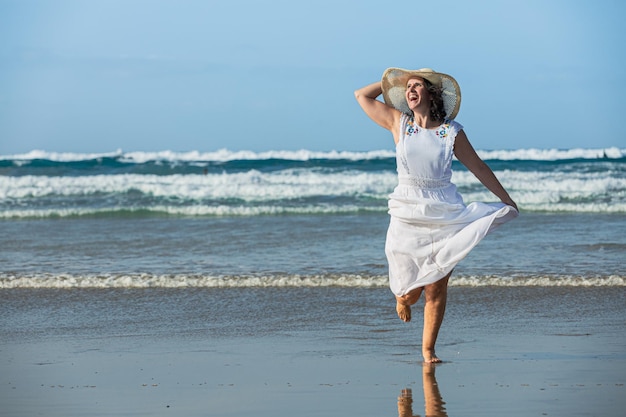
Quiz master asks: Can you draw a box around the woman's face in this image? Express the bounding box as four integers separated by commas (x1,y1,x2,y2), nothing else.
405,77,431,111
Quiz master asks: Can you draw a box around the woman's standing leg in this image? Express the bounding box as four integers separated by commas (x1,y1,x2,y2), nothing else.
421,273,451,363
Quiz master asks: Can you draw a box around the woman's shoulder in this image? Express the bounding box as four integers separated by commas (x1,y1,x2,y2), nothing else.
442,119,464,136
399,112,412,124
444,118,464,130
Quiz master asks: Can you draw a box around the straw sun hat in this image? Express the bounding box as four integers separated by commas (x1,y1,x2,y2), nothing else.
381,68,461,119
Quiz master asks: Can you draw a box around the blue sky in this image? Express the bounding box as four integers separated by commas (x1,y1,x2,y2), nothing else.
1,0,624,155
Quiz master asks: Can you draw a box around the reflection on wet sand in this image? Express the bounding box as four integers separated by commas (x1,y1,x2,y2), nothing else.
398,364,447,417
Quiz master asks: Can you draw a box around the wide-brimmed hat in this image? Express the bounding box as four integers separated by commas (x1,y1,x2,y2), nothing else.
381,68,461,119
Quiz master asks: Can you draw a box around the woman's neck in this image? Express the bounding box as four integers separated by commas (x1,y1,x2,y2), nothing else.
411,112,442,129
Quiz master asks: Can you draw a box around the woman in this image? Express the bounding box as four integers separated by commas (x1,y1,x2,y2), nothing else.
355,68,518,363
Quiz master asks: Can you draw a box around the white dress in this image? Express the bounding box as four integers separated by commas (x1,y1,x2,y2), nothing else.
386,114,518,296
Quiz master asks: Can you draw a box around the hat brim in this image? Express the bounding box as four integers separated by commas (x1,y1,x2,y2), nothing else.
381,68,461,120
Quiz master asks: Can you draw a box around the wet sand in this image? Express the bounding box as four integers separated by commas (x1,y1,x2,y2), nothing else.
1,287,625,416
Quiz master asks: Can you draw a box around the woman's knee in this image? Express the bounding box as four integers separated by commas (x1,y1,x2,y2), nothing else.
396,287,423,305
424,276,450,302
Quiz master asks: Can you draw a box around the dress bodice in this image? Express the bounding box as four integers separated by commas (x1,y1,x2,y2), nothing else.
396,114,463,185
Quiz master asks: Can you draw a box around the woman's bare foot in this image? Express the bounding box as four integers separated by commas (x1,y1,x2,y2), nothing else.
422,348,442,363
396,301,411,322
395,289,421,322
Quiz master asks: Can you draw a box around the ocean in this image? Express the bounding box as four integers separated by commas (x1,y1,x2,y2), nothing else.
0,147,624,289
2,147,625,416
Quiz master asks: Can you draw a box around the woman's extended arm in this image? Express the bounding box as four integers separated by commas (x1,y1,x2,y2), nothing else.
454,130,518,210
354,82,402,143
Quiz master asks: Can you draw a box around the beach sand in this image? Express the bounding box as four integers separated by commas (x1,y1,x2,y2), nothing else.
1,287,625,416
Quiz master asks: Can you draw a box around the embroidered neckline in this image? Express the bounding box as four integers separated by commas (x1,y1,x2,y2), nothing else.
405,117,418,136
405,117,451,138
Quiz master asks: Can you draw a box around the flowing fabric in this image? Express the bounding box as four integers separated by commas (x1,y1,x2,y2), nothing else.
386,114,518,296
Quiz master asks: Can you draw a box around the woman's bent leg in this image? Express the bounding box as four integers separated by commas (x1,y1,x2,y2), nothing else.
395,287,423,322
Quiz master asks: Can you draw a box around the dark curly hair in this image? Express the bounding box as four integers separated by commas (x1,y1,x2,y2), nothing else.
422,79,447,122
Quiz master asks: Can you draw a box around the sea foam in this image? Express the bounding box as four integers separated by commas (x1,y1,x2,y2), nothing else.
2,147,624,163
0,273,623,289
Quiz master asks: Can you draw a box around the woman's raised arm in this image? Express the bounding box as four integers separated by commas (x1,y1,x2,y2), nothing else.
354,82,402,143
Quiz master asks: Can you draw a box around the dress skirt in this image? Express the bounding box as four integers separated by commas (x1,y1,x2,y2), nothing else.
385,182,518,296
